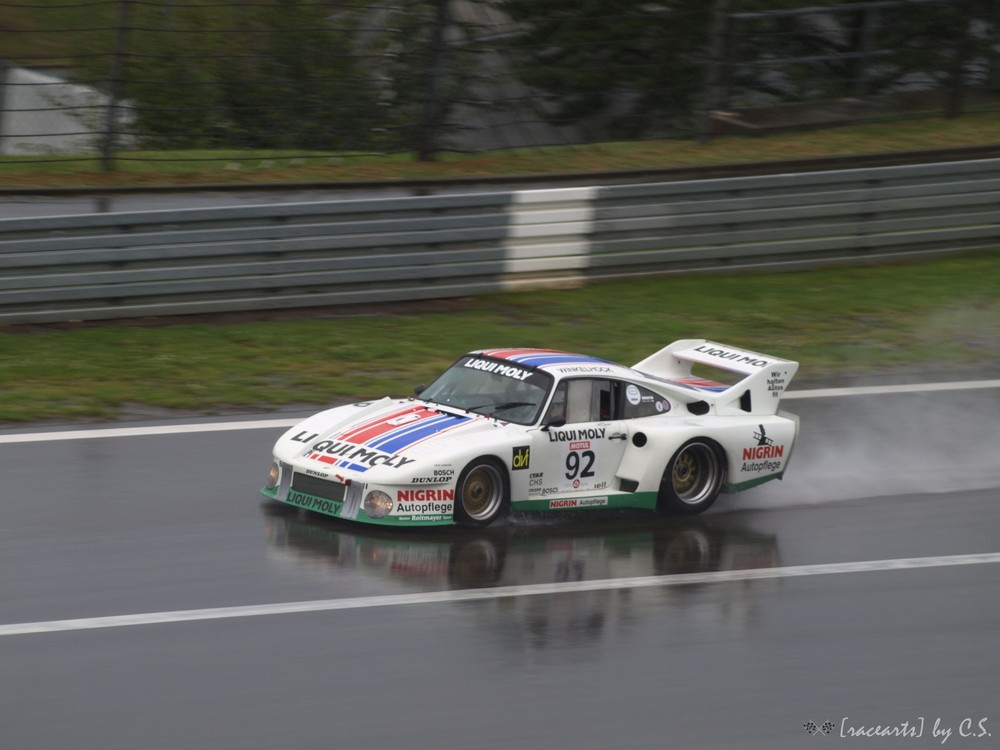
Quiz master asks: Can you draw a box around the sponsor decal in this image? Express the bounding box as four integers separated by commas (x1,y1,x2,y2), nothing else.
512,445,531,470
308,440,416,470
556,365,614,374
412,468,456,484
400,515,449,522
528,472,544,488
395,503,452,515
463,358,532,381
548,497,607,509
693,344,769,369
304,405,471,474
568,441,590,451
285,489,343,516
768,371,787,398
548,427,606,442
743,445,784,460
626,384,641,405
304,468,328,478
396,489,455,502
741,425,785,472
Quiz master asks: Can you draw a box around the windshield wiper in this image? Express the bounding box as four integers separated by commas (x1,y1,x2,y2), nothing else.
467,401,535,416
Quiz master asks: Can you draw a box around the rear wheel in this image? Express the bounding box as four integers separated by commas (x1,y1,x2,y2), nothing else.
657,440,724,515
454,458,509,528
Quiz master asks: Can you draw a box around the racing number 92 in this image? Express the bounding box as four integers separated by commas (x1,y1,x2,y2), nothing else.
565,450,595,480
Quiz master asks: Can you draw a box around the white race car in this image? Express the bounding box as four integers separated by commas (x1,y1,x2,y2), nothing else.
261,340,799,527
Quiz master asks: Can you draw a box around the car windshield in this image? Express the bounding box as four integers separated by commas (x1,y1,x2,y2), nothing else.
419,355,553,426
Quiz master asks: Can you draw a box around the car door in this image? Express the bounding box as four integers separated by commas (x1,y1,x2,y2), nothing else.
529,378,630,499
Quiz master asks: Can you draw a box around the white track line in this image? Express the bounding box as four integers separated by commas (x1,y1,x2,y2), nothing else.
2,552,998,637
782,379,1000,400
1,379,998,445
0,418,295,444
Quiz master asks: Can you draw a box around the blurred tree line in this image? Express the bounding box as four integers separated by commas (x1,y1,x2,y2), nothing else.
4,0,998,159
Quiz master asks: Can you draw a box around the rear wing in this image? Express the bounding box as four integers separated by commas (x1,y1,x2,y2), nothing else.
633,339,799,416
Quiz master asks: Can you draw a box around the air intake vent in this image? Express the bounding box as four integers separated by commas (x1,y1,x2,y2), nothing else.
291,473,347,503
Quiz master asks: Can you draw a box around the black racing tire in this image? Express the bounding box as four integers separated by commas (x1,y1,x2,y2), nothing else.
453,457,509,528
657,439,725,515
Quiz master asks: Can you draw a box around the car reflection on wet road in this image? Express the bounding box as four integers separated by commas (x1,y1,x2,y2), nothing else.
263,505,783,642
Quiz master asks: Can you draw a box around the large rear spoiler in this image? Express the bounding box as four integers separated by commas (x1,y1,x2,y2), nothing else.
633,339,799,416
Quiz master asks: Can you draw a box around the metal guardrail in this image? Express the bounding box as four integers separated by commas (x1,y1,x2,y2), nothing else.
1,158,998,324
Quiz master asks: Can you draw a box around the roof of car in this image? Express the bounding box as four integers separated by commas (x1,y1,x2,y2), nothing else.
475,348,635,374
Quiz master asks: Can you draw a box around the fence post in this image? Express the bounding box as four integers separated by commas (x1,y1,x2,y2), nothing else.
0,60,7,156
101,0,132,171
697,0,729,144
853,5,880,97
417,0,450,161
945,0,972,119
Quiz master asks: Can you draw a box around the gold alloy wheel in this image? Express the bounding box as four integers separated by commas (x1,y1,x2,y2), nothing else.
460,463,504,522
670,442,721,507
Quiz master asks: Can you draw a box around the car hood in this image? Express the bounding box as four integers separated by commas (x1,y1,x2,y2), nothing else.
273,397,517,481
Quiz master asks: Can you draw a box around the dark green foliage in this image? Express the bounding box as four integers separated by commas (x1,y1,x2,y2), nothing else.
499,0,714,137
76,0,382,150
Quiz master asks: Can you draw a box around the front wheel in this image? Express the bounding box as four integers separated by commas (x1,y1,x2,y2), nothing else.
454,458,509,528
657,440,724,515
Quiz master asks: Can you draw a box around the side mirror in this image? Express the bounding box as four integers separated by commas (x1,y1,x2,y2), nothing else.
541,416,566,432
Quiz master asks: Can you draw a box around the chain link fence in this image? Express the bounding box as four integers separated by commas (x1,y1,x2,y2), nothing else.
1,0,997,167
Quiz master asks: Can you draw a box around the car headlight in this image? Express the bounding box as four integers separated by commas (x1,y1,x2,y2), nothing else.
265,462,280,490
364,490,393,519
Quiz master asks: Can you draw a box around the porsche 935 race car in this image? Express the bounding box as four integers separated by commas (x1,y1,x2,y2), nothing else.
261,340,799,527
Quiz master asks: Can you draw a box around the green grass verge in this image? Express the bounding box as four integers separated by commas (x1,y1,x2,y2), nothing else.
2,252,998,424
2,112,1000,188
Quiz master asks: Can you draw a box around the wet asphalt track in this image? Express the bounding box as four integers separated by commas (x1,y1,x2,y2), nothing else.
1,386,998,749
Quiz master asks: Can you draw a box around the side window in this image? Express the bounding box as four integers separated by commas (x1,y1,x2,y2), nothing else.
543,378,617,424
621,382,671,419
565,379,595,423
